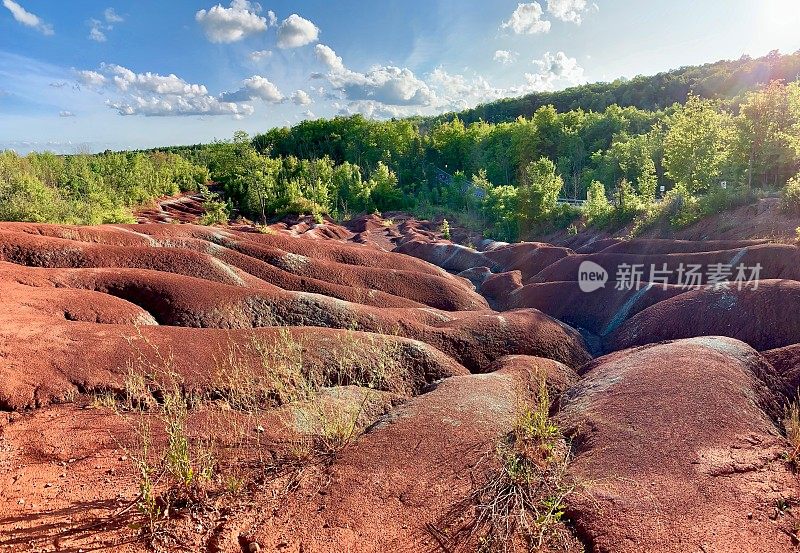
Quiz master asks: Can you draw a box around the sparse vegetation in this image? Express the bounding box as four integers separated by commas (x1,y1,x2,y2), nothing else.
197,185,230,225
783,398,800,469
293,391,373,456
440,218,451,239
438,377,576,552
98,327,409,544
784,174,800,215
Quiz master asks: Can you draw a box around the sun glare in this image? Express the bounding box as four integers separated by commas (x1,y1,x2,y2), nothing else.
759,0,800,45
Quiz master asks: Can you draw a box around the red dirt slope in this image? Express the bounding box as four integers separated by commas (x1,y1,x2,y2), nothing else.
560,337,795,552
3,206,800,553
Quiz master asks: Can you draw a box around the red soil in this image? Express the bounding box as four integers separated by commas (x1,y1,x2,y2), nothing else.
530,243,800,284
608,280,800,352
560,337,795,552
246,356,578,553
3,204,800,552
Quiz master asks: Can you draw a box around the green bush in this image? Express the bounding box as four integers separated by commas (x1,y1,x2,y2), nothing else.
0,150,207,225
517,158,564,231
583,180,613,226
198,186,230,225
0,172,62,222
784,175,800,214
665,184,755,228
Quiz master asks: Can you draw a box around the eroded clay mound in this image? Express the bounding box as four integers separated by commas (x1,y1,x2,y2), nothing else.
135,191,208,224
608,280,800,351
248,356,578,553
395,239,502,274
559,337,795,552
395,238,573,282
596,237,771,255
765,344,800,397
0,218,594,410
507,280,687,336
481,242,574,281
0,224,483,311
530,244,800,284
0,261,588,373
0,310,469,410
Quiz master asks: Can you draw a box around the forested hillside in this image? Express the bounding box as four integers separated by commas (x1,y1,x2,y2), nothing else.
426,50,800,125
3,52,800,241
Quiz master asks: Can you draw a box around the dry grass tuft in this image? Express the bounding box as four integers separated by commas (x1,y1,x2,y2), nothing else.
432,377,578,553
783,398,800,469
109,327,398,546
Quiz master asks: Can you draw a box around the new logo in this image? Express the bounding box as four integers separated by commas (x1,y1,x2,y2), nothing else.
578,260,608,293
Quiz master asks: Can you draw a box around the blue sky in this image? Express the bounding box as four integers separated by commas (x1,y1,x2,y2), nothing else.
1,0,799,153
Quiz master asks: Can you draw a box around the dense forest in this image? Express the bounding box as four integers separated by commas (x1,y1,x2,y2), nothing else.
3,51,800,240
425,50,800,125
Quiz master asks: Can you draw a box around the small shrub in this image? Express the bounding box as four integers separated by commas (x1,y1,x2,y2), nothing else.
440,377,575,551
198,186,230,225
610,178,647,227
549,203,581,230
784,175,800,215
162,390,215,490
91,391,119,409
315,397,367,454
293,391,373,456
583,180,612,226
212,329,309,412
440,218,451,240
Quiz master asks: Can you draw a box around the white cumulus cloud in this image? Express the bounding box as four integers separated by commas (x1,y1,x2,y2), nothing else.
493,50,518,65
77,70,107,88
315,44,344,72
220,75,284,103
104,7,123,23
88,23,106,42
428,69,507,111
500,2,550,34
525,52,586,90
77,64,256,118
2,0,54,35
195,0,268,43
291,89,312,105
276,14,319,48
314,44,434,107
58,110,75,118
336,100,414,119
88,7,125,42
546,0,590,23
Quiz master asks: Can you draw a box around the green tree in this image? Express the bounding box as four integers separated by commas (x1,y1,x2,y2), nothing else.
663,95,734,193
737,80,800,188
369,162,403,212
517,157,564,227
584,180,612,223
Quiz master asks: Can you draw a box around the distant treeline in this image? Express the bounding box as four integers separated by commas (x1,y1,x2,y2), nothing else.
424,50,800,126
3,51,800,238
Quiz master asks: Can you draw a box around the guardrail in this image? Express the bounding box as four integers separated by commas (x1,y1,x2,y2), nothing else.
557,198,586,206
